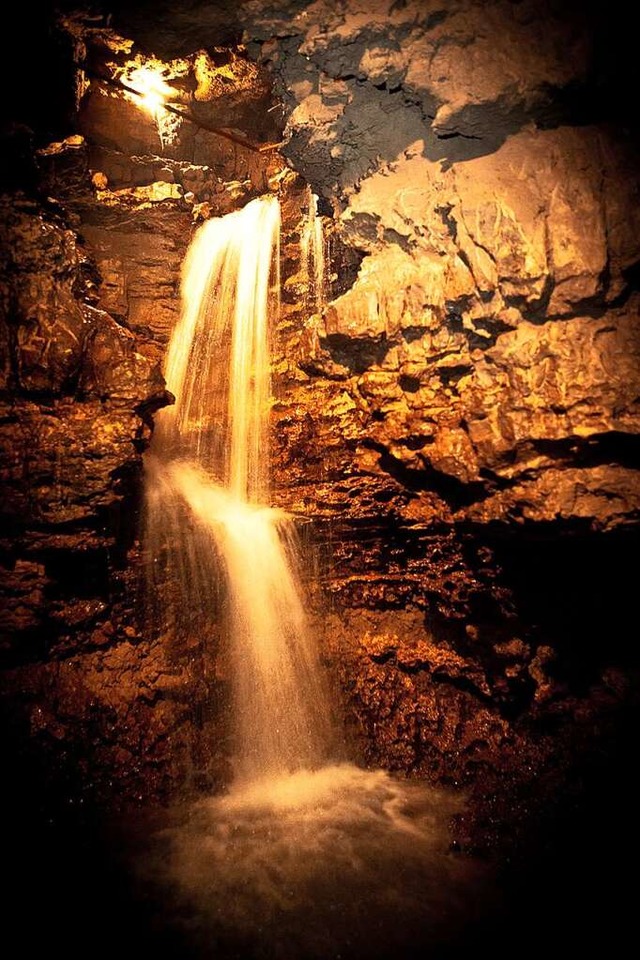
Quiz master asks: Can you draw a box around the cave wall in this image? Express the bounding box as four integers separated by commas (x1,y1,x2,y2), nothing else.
1,0,639,825
252,0,640,798
251,0,640,530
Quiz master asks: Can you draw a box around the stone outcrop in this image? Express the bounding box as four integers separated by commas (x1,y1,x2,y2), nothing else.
284,127,640,531
244,0,640,529
242,0,593,189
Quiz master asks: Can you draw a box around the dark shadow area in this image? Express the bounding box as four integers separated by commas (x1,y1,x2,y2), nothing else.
478,527,640,690
2,723,638,960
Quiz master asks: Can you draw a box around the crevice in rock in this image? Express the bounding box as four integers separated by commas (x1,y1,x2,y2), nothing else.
362,438,487,507
519,433,640,472
322,333,391,374
435,131,482,142
446,311,509,351
608,259,640,308
429,671,494,705
437,363,473,388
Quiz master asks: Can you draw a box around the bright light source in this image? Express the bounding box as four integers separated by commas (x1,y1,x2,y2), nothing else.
125,66,173,119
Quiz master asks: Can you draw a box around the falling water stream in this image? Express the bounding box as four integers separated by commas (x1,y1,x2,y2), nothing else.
140,195,492,958
146,195,332,785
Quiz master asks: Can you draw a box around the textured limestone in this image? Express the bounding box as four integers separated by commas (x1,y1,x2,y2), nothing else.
247,1,640,538
0,399,148,526
242,0,593,192
278,124,640,531
77,198,192,343
246,0,640,536
1,633,223,802
0,197,94,393
324,608,510,778
0,187,167,680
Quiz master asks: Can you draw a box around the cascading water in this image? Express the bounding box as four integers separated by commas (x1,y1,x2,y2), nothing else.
145,194,332,785
141,194,491,959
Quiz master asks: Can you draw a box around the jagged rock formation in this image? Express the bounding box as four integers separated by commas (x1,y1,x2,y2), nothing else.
277,126,640,530
244,0,640,528
0,0,639,838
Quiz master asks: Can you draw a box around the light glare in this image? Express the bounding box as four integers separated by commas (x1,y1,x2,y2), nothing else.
126,66,173,119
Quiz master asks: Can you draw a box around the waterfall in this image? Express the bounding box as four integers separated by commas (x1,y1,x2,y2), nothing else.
145,194,332,785
138,194,486,960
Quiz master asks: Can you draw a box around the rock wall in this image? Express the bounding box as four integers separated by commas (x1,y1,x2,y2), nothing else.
251,0,640,816
1,0,639,842
246,0,640,521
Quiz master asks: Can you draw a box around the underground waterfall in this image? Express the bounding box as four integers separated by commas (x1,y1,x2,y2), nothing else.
145,194,333,787
137,195,490,958
2,6,636,957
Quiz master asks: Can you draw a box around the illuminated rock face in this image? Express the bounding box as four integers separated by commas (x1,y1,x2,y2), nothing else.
242,0,640,531
0,175,189,802
0,0,639,819
273,128,640,530
249,0,640,795
242,0,592,189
